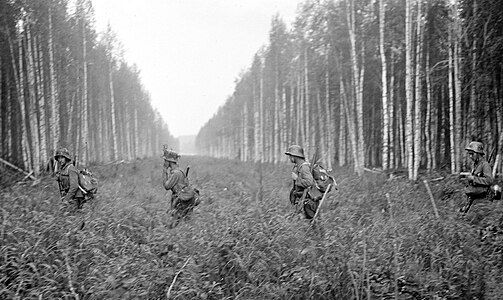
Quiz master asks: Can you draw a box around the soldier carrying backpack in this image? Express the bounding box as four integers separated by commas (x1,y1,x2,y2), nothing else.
55,148,83,210
162,148,200,228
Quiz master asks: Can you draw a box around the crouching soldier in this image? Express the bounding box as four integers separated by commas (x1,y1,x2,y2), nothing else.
285,145,318,219
55,148,85,211
460,141,494,224
162,149,199,228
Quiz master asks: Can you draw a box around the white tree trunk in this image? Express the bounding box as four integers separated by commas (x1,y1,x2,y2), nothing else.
339,79,347,167
81,19,89,165
448,24,456,174
26,24,40,175
405,0,414,179
325,48,333,170
453,3,462,173
389,48,395,169
413,0,423,180
34,35,47,167
379,0,389,170
48,7,60,152
109,60,118,160
346,0,364,175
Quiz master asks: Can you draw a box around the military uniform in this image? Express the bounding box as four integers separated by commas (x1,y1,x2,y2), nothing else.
286,145,318,219
462,141,495,227
162,150,198,227
55,148,84,210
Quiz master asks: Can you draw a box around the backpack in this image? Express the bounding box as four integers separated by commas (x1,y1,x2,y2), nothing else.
307,163,336,201
78,168,98,195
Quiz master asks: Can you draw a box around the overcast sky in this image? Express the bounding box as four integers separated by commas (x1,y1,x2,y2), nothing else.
91,0,301,137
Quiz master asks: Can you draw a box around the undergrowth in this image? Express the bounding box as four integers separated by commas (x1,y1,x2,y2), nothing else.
1,156,503,299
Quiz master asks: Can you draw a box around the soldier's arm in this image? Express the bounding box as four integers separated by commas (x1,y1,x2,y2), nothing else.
63,167,79,202
295,164,315,189
472,162,494,186
162,167,169,186
163,170,183,191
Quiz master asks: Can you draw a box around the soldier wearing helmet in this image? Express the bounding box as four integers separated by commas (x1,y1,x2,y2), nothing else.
460,141,494,214
285,145,317,219
162,149,199,228
55,148,84,210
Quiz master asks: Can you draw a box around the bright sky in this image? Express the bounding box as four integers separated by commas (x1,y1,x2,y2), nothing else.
91,0,301,137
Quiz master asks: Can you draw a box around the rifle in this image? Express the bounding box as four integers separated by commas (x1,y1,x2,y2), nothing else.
311,183,332,224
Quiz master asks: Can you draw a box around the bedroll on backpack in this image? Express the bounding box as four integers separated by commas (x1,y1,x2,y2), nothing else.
78,169,98,194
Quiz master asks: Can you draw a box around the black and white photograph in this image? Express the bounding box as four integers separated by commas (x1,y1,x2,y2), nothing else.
1,0,503,298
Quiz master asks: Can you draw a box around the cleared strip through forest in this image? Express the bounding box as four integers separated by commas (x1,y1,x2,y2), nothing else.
1,156,502,298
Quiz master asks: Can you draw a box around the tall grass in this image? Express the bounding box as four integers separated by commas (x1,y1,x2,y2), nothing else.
1,157,502,299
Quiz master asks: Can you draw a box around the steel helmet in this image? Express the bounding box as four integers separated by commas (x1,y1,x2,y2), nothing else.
162,149,180,163
465,141,485,155
54,147,72,160
285,145,305,159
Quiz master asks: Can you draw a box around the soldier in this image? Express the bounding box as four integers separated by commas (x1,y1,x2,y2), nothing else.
162,149,199,228
285,145,318,219
460,141,494,220
55,148,85,211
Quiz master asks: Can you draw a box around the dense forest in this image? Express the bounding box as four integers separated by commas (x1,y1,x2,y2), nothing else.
195,0,503,180
0,0,177,177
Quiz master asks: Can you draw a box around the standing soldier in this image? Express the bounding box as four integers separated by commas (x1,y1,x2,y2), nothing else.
55,148,85,211
285,145,318,219
460,141,494,224
162,149,199,228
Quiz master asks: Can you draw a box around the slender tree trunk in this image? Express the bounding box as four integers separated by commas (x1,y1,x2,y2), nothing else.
243,100,248,161
339,84,346,167
379,0,389,170
48,7,60,152
108,59,118,160
26,24,40,175
413,0,423,180
254,74,260,162
448,25,456,174
289,80,295,145
453,3,462,173
260,64,264,162
304,48,310,150
316,89,326,165
325,47,333,170
6,75,13,160
346,0,364,175
341,75,359,173
469,0,478,136
81,19,89,165
405,0,414,179
34,35,48,167
134,107,139,158
281,85,287,162
426,49,433,171
389,48,395,169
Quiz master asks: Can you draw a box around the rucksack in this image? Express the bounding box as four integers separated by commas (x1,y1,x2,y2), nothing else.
78,168,98,195
307,163,336,200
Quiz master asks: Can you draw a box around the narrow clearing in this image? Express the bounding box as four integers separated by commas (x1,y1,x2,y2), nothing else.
1,156,503,299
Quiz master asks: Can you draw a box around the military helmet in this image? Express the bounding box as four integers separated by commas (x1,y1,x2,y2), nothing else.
285,145,305,159
465,141,485,155
54,147,72,160
162,149,180,163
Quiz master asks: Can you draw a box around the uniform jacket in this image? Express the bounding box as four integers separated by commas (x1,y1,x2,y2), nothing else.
469,159,493,187
58,163,83,201
163,166,188,196
293,161,315,190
